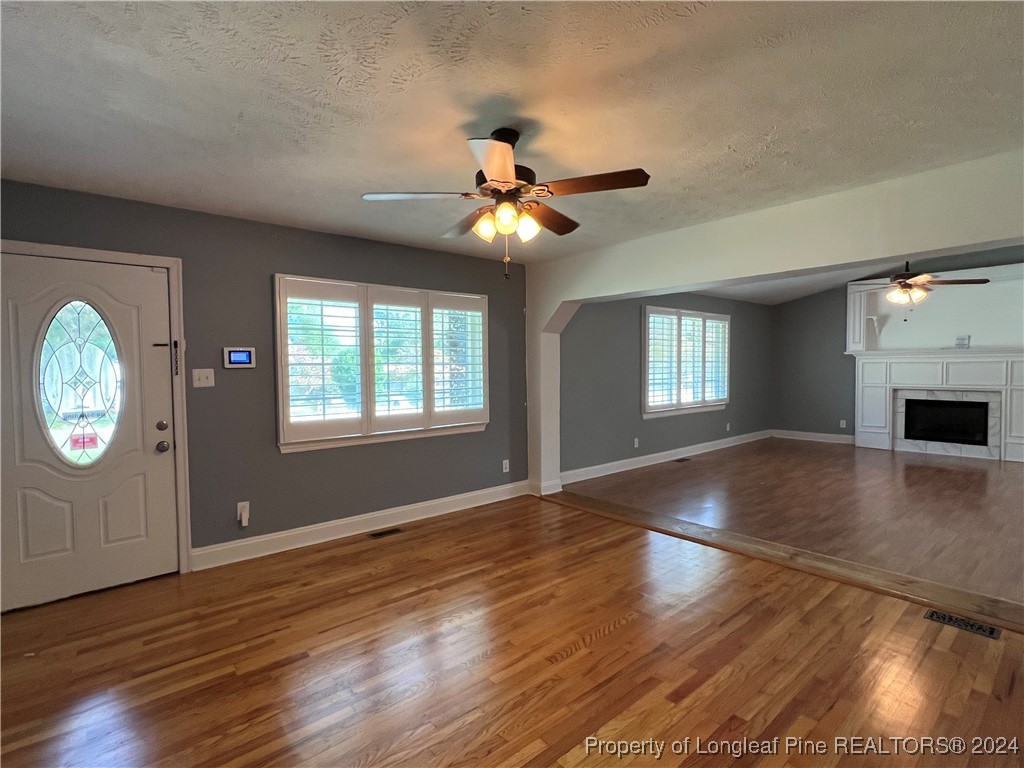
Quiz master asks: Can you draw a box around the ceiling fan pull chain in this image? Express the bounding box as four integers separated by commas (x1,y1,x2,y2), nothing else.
503,236,511,279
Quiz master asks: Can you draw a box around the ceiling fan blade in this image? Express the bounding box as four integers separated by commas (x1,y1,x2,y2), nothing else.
468,138,516,186
442,206,492,238
925,279,991,285
540,168,650,197
523,202,580,236
363,192,480,201
906,274,932,284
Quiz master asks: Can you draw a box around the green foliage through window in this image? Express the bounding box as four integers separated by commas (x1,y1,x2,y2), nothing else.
434,308,485,411
279,276,488,445
286,299,361,421
39,301,122,464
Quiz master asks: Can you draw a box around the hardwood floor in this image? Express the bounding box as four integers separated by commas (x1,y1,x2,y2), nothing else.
564,439,1024,615
2,496,1022,767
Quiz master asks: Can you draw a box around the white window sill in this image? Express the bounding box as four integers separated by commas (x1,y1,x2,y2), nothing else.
642,403,727,420
279,421,487,453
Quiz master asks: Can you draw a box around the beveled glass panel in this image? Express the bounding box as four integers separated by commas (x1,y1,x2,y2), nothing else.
39,301,122,465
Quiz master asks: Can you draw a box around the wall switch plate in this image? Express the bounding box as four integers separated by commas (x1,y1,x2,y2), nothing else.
237,501,250,527
192,368,215,388
633,437,639,448
502,459,509,473
840,419,847,429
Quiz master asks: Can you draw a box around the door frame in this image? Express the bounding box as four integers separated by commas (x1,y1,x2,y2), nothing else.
3,239,193,572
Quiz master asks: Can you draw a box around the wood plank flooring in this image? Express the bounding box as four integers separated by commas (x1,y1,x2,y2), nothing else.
551,490,1024,631
564,439,1024,609
2,496,1022,767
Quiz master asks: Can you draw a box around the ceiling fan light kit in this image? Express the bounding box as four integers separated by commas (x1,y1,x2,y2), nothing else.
493,199,519,236
363,127,650,273
515,212,540,243
886,286,928,305
471,210,497,243
472,197,541,244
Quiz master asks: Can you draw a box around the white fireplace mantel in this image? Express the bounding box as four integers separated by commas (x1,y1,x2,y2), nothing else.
846,349,1023,461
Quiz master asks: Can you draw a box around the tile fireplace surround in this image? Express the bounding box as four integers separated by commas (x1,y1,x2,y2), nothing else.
894,389,1001,459
851,352,1024,462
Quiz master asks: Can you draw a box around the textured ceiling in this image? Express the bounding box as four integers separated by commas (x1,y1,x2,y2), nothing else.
2,2,1021,265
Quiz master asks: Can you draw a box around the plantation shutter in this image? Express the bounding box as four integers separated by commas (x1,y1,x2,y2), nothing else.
431,292,489,426
369,286,426,433
278,278,364,443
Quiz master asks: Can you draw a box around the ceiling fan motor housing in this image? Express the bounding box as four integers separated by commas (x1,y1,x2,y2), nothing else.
489,127,520,147
475,165,536,193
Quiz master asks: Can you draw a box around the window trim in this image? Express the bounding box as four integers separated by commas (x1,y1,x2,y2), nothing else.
642,305,730,417
275,274,489,452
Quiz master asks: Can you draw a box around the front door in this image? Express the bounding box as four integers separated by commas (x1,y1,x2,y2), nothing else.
2,253,179,610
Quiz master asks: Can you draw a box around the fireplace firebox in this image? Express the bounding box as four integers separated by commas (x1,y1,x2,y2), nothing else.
904,399,988,446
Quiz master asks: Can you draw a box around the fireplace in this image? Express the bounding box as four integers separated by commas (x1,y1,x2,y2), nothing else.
893,389,1002,459
904,399,988,446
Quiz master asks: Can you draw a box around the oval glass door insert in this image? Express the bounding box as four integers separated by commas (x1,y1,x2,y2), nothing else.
39,301,123,465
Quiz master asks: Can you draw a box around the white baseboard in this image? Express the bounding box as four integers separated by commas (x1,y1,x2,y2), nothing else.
559,429,858,487
560,430,773,486
1004,443,1024,462
856,432,891,450
539,479,564,495
190,481,531,571
770,430,855,445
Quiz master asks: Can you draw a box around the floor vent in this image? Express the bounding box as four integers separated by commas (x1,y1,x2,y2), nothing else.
673,458,691,463
368,528,403,539
923,609,1000,639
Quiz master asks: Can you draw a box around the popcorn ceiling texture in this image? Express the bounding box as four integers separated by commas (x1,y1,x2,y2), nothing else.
1,2,1021,262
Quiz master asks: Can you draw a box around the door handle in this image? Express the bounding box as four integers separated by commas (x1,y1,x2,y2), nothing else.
156,420,169,431
155,440,171,453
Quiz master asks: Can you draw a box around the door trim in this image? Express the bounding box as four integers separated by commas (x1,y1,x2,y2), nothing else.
3,239,193,572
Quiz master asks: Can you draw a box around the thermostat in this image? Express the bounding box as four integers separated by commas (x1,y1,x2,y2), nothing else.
223,347,256,368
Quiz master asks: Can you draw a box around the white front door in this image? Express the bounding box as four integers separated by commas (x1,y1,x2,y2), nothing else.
2,253,179,610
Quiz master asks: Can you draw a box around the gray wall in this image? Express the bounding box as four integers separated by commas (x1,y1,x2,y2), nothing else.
771,287,855,436
560,293,775,471
2,180,527,547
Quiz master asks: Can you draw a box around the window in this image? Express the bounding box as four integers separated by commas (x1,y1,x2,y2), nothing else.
643,306,729,416
276,275,488,451
39,300,123,465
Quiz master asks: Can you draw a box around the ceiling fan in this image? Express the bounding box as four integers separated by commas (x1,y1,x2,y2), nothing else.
885,262,990,304
362,128,650,275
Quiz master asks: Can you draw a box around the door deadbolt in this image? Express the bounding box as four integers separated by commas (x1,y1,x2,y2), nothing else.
156,420,169,431
155,441,171,453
